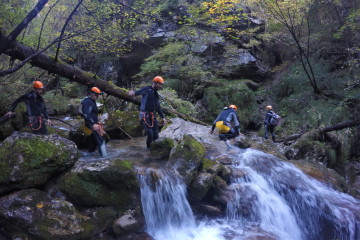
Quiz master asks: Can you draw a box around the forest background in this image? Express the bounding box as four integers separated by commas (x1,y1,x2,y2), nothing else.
0,0,359,182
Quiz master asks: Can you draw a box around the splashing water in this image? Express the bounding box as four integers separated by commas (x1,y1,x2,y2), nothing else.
139,169,225,240
139,148,360,240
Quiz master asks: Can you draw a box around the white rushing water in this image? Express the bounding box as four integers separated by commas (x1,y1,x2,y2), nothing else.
139,148,360,240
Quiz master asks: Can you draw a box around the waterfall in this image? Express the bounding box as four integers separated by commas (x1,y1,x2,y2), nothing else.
139,169,224,240
139,148,360,240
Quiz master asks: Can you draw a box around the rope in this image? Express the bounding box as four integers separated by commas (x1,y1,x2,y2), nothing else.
102,95,133,139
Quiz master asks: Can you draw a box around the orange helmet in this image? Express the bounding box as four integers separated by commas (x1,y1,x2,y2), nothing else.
33,81,44,89
153,76,164,83
229,104,237,111
266,105,273,110
90,87,101,94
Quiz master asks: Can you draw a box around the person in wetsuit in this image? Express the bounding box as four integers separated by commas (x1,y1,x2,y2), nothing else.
6,80,51,135
210,104,240,141
128,76,167,148
81,87,107,157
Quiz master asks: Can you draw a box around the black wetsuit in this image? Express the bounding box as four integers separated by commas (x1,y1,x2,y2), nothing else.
134,86,165,148
264,110,276,141
211,108,240,140
82,97,106,156
9,91,49,135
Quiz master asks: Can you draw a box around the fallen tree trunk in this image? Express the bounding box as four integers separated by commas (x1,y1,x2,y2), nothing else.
1,35,206,125
279,119,360,142
0,113,16,124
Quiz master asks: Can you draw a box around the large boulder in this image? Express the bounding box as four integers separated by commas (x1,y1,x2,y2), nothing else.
0,133,79,195
168,135,206,185
290,159,346,191
59,159,140,211
0,189,93,240
104,111,143,139
150,137,175,159
345,161,360,198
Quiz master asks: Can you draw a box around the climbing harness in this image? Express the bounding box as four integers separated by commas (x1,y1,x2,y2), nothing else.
142,112,155,128
29,116,43,131
96,123,106,136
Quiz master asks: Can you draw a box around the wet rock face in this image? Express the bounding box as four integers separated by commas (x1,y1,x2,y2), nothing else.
169,134,206,185
345,161,360,199
150,137,175,159
59,159,140,211
0,132,79,195
0,189,93,240
112,209,142,236
290,159,346,191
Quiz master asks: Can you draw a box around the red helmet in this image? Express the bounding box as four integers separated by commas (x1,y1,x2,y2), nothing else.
229,104,237,111
90,87,101,94
153,76,164,83
33,81,44,89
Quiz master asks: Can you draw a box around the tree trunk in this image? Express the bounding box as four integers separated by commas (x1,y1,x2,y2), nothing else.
279,119,360,142
1,35,206,125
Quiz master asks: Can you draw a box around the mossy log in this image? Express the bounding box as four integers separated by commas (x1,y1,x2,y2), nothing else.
1,35,206,125
280,119,360,142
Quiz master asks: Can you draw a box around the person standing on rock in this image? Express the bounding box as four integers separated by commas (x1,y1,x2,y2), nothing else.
264,105,280,142
128,76,167,148
6,80,51,135
81,87,107,157
210,104,240,141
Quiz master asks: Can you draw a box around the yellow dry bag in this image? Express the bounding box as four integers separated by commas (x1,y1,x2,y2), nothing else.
215,121,230,134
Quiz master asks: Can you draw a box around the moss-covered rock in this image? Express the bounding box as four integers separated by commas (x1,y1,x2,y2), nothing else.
189,172,215,202
0,121,14,140
59,159,140,211
290,159,346,191
169,135,205,185
0,189,93,240
0,133,79,195
150,137,175,159
105,110,143,139
290,130,340,167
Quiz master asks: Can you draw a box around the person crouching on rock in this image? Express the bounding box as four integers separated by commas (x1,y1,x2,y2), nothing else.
210,105,240,141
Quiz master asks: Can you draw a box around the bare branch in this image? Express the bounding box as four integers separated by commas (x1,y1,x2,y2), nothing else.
0,0,49,55
54,0,84,62
0,27,96,76
37,0,61,50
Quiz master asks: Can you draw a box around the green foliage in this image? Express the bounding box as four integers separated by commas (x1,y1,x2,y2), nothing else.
202,80,257,125
43,91,71,115
137,41,212,98
273,58,359,136
160,88,196,116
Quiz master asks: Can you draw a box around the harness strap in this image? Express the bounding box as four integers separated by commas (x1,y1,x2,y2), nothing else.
142,112,155,128
29,116,43,131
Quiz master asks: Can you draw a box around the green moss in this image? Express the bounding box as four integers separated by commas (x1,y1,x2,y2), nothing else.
113,159,133,171
201,158,216,171
150,137,175,159
105,110,143,138
0,146,11,182
202,80,257,125
175,135,205,162
60,161,139,211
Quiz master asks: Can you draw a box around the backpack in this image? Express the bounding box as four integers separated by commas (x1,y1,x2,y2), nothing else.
77,97,88,116
269,112,280,126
